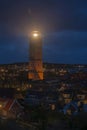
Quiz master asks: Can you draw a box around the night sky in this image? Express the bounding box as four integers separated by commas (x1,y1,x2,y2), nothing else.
0,0,87,64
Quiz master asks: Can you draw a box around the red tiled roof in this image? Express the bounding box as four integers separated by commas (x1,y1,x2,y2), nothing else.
0,98,22,111
4,99,14,111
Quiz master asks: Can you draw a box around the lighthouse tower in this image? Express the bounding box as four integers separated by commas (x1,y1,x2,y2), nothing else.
28,31,43,80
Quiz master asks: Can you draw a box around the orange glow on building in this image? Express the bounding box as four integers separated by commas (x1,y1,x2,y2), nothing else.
28,31,43,80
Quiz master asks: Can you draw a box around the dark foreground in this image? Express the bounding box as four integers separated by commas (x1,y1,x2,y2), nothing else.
0,119,31,130
0,111,87,130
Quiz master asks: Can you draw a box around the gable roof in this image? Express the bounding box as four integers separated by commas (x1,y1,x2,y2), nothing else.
0,98,22,111
63,101,78,114
4,99,14,111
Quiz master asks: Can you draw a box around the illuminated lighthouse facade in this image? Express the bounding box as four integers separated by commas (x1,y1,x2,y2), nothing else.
28,31,43,80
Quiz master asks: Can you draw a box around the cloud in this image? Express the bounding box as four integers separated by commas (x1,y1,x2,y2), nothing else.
43,31,87,64
0,0,87,64
0,0,87,35
0,35,29,64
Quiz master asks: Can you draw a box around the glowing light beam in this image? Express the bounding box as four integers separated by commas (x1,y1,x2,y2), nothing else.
33,33,39,37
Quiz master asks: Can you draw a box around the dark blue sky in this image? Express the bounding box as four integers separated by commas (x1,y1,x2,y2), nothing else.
0,0,87,64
